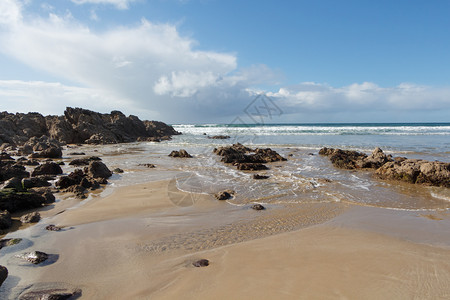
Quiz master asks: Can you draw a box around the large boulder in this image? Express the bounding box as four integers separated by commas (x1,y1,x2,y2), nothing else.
0,162,29,183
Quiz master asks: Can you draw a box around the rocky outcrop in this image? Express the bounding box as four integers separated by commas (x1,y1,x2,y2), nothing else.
214,143,286,171
375,159,450,187
0,107,180,147
320,147,450,188
31,162,63,176
84,161,112,179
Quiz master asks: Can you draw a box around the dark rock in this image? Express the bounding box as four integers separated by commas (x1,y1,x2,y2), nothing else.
0,107,179,146
169,149,192,158
20,212,41,223
68,158,90,166
0,210,12,229
214,190,235,200
208,135,230,139
0,238,22,249
0,162,29,183
0,189,46,212
139,163,156,168
22,177,51,189
16,251,48,264
65,185,87,198
31,188,56,204
113,168,124,173
235,163,269,171
253,174,269,180
68,152,85,155
84,161,112,179
31,162,63,176
3,177,26,191
0,265,7,287
56,169,85,189
192,259,209,267
319,147,367,170
0,152,14,161
45,224,62,231
30,146,63,159
251,204,265,210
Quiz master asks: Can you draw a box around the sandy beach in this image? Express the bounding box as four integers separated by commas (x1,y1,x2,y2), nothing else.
2,177,450,299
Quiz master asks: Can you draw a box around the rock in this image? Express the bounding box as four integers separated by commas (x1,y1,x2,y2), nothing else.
16,251,49,264
22,177,51,189
0,152,14,161
29,146,63,159
375,159,450,187
0,162,30,183
68,158,91,166
20,212,41,223
65,185,88,198
0,210,12,229
169,149,192,158
251,204,265,210
3,177,26,191
19,286,81,300
69,152,85,155
214,190,235,200
113,168,124,173
213,143,285,171
319,147,367,170
84,161,112,179
31,188,56,204
359,147,393,169
235,163,269,171
208,135,230,139
0,265,7,287
253,174,269,180
0,238,22,250
45,224,62,231
139,163,156,168
192,259,209,267
0,189,46,212
0,108,180,146
31,162,63,176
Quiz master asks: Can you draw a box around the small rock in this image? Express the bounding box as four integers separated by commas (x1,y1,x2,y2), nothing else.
0,265,7,287
253,174,269,180
19,287,81,300
20,212,41,223
214,190,235,200
193,259,209,267
208,135,230,139
168,149,192,158
45,224,62,231
0,238,22,249
251,204,265,210
69,152,85,155
113,168,124,173
16,251,49,264
139,163,156,168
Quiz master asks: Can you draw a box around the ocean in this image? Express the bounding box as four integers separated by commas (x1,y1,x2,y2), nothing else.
89,122,450,212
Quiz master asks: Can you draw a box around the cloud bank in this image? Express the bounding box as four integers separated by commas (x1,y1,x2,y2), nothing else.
0,0,449,123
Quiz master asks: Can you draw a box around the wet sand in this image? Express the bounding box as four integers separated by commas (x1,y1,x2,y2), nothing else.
2,179,450,299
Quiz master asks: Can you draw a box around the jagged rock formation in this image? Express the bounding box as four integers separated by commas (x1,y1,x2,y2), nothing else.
0,107,180,146
320,147,450,188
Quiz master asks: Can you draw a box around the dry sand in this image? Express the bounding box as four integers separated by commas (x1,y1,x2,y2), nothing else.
3,180,450,299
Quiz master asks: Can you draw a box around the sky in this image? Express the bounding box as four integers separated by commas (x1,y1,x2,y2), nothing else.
0,0,449,124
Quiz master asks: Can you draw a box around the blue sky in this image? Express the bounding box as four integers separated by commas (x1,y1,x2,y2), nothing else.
0,0,449,123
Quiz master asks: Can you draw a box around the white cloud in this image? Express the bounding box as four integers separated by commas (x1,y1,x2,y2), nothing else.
71,0,136,10
0,0,448,123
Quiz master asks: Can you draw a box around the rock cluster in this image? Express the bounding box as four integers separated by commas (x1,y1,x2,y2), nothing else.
0,107,180,147
169,149,192,158
320,147,450,188
213,143,286,171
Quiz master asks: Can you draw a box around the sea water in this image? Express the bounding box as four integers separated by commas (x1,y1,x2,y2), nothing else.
87,123,450,211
